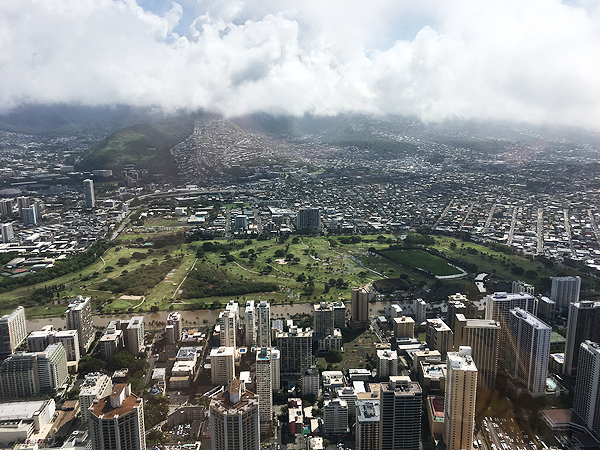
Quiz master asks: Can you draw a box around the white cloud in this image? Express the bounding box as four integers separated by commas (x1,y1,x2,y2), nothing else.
1,0,600,127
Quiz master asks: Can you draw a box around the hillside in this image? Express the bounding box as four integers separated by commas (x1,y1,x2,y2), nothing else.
77,115,196,176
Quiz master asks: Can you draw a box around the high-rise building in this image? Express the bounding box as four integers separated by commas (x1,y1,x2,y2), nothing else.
245,300,256,346
415,298,427,324
551,276,581,309
351,287,370,329
512,280,535,295
1,223,14,243
210,347,235,386
79,372,113,424
484,292,537,356
88,383,145,450
83,179,95,209
256,348,274,434
17,196,30,218
379,376,422,450
210,380,259,450
28,328,80,362
453,314,500,390
275,326,313,376
125,316,144,354
22,207,36,225
447,299,467,332
65,296,94,353
392,316,415,339
0,343,68,398
296,207,321,230
0,199,13,218
425,318,453,359
219,310,236,349
563,301,600,378
573,341,600,438
506,308,551,397
323,398,349,435
376,349,398,380
332,301,346,329
314,302,334,339
444,346,478,450
356,399,380,450
165,311,182,345
256,301,271,348
0,306,27,360
234,214,248,230
270,348,281,391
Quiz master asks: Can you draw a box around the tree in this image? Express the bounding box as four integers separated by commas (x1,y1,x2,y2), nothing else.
325,349,343,364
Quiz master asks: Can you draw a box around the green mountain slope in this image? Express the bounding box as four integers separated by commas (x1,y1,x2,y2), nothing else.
78,115,196,176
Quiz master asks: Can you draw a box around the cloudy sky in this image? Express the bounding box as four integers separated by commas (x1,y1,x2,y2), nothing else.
2,0,600,127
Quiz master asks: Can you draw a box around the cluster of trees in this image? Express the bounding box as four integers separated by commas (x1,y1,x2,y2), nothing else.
99,259,181,295
181,266,278,299
0,241,111,293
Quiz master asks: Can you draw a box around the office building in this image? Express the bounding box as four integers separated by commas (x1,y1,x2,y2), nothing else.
379,376,422,450
125,316,144,354
83,179,95,209
551,276,581,309
245,300,256,346
376,349,398,380
17,196,30,218
219,310,236,349
22,207,36,226
79,372,113,424
425,318,453,359
323,399,349,435
0,199,13,218
275,326,313,376
88,384,145,450
234,214,248,230
573,341,600,438
256,301,271,348
332,301,346,329
0,306,27,360
165,311,182,345
453,314,500,390
314,302,334,339
296,207,321,230
356,399,380,450
1,222,14,243
256,348,274,434
351,287,370,329
65,296,94,353
563,301,600,377
393,316,415,339
507,308,551,397
210,347,235,386
415,298,427,324
210,380,259,450
444,346,478,450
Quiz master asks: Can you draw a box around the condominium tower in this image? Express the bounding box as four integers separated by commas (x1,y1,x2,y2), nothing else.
0,306,27,360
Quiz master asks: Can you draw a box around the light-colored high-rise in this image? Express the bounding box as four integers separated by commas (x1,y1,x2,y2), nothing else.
0,199,13,218
1,222,14,243
0,306,27,359
256,301,271,348
125,316,145,354
507,308,551,397
79,372,113,424
36,342,68,393
426,318,453,359
270,348,281,391
219,310,236,349
563,301,600,377
351,287,370,329
22,207,36,225
379,376,422,450
17,196,30,218
256,348,274,434
165,311,182,345
83,179,95,209
210,347,235,386
444,346,478,450
551,276,581,309
66,296,94,353
453,314,500,390
88,383,145,450
28,328,80,362
210,380,259,450
245,300,256,346
415,298,427,324
573,341,600,438
356,399,380,450
323,398,349,435
376,349,398,380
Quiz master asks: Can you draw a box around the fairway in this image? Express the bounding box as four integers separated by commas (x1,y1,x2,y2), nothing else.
380,249,463,276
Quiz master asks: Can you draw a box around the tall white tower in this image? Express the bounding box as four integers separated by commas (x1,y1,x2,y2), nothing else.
256,301,271,348
83,179,95,209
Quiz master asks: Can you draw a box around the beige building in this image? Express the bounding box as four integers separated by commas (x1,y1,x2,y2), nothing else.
351,287,370,329
444,347,477,450
425,318,453,359
210,380,259,450
65,296,94,353
256,348,275,434
79,373,112,424
210,347,235,386
0,306,27,360
393,316,415,339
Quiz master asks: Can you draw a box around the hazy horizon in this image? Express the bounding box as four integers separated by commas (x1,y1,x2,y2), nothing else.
2,0,600,129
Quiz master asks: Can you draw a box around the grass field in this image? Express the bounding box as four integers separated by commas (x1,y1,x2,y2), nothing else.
380,249,464,276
